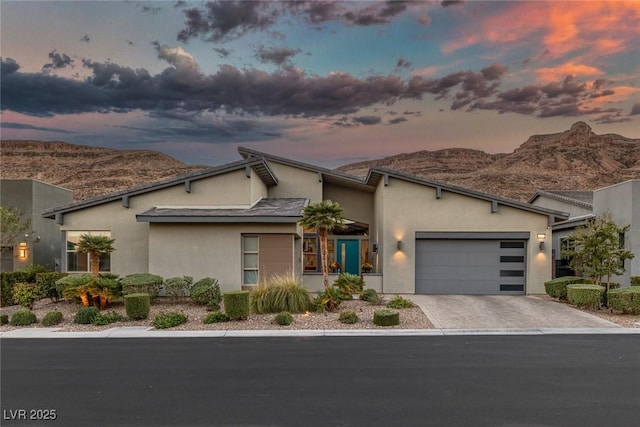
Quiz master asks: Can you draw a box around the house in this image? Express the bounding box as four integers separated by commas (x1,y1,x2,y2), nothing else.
1,179,73,272
529,180,640,284
42,147,568,295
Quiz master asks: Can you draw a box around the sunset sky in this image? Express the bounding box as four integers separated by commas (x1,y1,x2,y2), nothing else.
1,1,639,167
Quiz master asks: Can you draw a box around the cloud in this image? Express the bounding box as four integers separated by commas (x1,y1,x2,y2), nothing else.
0,122,75,133
352,115,382,125
255,45,302,66
388,116,408,125
396,57,412,69
213,47,231,58
80,34,90,43
631,103,640,116
42,50,74,71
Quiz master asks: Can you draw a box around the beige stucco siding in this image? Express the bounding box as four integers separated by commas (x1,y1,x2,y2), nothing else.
250,169,268,203
378,177,552,294
323,183,374,226
266,162,323,201
148,223,297,292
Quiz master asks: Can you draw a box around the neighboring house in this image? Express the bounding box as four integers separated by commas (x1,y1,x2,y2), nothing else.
529,180,640,284
43,147,568,295
0,179,73,272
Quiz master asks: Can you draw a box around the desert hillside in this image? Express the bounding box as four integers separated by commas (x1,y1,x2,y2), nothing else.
337,122,640,201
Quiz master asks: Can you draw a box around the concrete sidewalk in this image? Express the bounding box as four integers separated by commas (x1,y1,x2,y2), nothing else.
406,294,621,329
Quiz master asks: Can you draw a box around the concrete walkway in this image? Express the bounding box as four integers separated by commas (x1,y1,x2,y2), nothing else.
406,294,620,329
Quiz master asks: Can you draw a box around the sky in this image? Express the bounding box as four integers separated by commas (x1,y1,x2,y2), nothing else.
1,0,639,168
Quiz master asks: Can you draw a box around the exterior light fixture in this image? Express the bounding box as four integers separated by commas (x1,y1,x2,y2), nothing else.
537,233,546,251
18,243,27,259
397,240,403,251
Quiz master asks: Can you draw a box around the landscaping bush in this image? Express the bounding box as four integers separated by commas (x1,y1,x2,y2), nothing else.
93,311,123,326
544,276,585,300
164,276,193,302
223,291,250,320
121,274,163,299
373,309,400,326
10,309,37,326
36,272,67,303
12,282,41,309
56,273,94,305
250,274,311,314
360,289,384,304
566,284,605,309
333,273,365,300
203,311,230,324
152,311,188,329
274,311,294,326
0,313,8,325
338,310,359,324
311,286,342,313
1,270,33,307
42,310,64,326
124,293,151,320
631,276,640,286
607,287,640,315
74,306,100,324
190,277,222,308
387,295,415,309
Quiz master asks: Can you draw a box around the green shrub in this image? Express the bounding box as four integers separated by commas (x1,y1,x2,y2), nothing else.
274,311,293,326
12,282,41,309
338,310,358,324
607,287,640,314
152,311,188,329
92,311,123,326
203,311,230,324
373,309,400,326
42,310,64,326
0,313,8,325
190,277,222,308
164,276,193,302
36,272,68,303
631,276,640,286
121,274,163,299
223,291,250,320
311,287,342,313
74,306,100,324
333,273,365,300
567,284,605,309
1,271,32,307
360,289,384,304
544,276,585,300
250,275,311,314
56,273,94,303
124,293,151,320
387,295,415,309
10,309,37,326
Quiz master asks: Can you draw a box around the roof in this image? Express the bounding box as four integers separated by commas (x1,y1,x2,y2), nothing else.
552,213,595,231
136,198,308,223
42,158,278,218
527,190,593,209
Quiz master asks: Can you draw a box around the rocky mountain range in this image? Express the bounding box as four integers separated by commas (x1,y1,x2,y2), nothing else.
337,121,640,201
1,122,639,203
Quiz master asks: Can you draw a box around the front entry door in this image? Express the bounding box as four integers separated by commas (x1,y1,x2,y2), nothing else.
337,240,359,275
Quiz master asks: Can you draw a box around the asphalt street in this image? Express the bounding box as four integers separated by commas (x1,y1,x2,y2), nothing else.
2,335,639,427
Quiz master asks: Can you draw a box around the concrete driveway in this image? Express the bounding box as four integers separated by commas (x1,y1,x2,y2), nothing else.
407,295,619,329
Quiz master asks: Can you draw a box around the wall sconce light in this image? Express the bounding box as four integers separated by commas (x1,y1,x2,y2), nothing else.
537,233,546,251
372,244,378,253
397,240,403,251
18,243,27,259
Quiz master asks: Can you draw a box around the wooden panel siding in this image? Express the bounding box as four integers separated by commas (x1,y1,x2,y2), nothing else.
258,234,294,282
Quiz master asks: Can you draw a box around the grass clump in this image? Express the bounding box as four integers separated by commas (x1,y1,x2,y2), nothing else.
10,309,37,326
41,310,64,326
93,311,123,326
124,293,150,320
74,306,99,324
338,310,358,324
274,311,294,326
250,273,311,314
152,311,188,329
203,311,230,324
387,295,415,309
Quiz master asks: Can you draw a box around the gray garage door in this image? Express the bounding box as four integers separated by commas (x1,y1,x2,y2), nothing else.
415,239,526,294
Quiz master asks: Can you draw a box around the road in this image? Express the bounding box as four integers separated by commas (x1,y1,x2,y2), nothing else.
1,335,639,426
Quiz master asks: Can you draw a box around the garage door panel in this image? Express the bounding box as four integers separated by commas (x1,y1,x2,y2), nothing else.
415,239,526,295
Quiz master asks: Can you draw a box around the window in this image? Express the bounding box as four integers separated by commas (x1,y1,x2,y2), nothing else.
303,236,318,271
66,231,111,273
243,236,259,285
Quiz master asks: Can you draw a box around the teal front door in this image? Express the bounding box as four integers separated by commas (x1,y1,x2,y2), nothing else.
337,239,359,275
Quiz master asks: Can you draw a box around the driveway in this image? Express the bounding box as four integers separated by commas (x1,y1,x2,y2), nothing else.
407,295,619,329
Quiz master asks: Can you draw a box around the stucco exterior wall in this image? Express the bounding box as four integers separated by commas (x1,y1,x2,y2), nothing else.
594,180,640,283
323,183,374,227
148,223,297,292
250,169,268,203
265,162,323,201
378,177,552,294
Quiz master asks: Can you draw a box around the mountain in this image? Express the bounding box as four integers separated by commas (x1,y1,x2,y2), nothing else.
336,122,640,201
0,140,207,201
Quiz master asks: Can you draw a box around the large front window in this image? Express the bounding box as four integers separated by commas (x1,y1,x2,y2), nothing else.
66,231,111,273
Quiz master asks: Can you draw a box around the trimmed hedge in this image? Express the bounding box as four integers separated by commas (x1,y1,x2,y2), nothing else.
12,283,41,309
121,274,163,299
544,276,585,300
224,291,250,320
42,310,64,326
374,309,400,326
1,271,31,307
338,310,358,324
631,276,640,286
607,287,640,315
190,277,222,308
10,309,37,326
203,311,230,324
274,311,293,326
124,293,151,320
0,313,8,325
36,272,68,303
567,284,605,309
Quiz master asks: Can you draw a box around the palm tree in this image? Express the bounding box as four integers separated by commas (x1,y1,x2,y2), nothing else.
298,200,345,291
76,234,116,278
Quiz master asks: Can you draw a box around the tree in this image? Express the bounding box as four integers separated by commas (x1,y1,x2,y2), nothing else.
298,200,346,291
562,211,634,291
76,234,116,278
0,206,31,249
